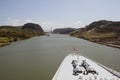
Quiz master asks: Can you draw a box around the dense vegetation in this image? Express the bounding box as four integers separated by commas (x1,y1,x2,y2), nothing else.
70,20,120,48
0,23,45,47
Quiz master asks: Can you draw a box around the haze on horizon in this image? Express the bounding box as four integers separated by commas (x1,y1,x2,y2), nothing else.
0,0,120,31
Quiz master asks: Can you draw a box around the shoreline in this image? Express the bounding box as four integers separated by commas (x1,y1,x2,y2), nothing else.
98,42,120,49
0,34,45,47
0,38,22,47
0,42,10,47
89,39,120,49
71,35,120,49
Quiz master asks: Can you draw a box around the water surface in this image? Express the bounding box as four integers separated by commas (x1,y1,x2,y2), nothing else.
0,34,120,80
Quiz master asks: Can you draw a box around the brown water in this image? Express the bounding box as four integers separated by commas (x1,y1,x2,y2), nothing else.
0,34,120,80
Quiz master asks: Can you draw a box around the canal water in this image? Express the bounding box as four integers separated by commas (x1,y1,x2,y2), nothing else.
0,34,120,80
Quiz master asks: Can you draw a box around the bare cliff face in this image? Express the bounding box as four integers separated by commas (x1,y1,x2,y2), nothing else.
70,20,120,48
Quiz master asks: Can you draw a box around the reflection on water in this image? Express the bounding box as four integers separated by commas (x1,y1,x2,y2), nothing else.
0,34,120,80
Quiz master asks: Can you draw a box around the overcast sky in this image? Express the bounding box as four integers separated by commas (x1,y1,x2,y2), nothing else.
0,0,120,31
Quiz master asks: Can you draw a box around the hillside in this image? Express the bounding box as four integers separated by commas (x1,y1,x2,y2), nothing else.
22,23,44,33
0,23,45,47
53,28,76,34
70,20,120,48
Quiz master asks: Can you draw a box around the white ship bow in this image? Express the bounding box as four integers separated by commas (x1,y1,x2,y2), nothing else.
52,53,120,80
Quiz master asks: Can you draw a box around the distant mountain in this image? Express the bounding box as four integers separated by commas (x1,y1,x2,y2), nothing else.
22,23,44,33
70,20,120,48
53,28,76,34
0,23,45,47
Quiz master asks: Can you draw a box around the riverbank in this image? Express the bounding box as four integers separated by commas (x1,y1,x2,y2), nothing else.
82,37,120,49
0,37,24,47
0,23,45,47
97,42,120,49
0,42,10,47
70,20,120,49
0,34,45,47
69,35,120,49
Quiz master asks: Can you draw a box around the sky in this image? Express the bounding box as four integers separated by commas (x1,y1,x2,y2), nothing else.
0,0,120,31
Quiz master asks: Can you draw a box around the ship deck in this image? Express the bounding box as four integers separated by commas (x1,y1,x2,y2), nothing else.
52,53,120,80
